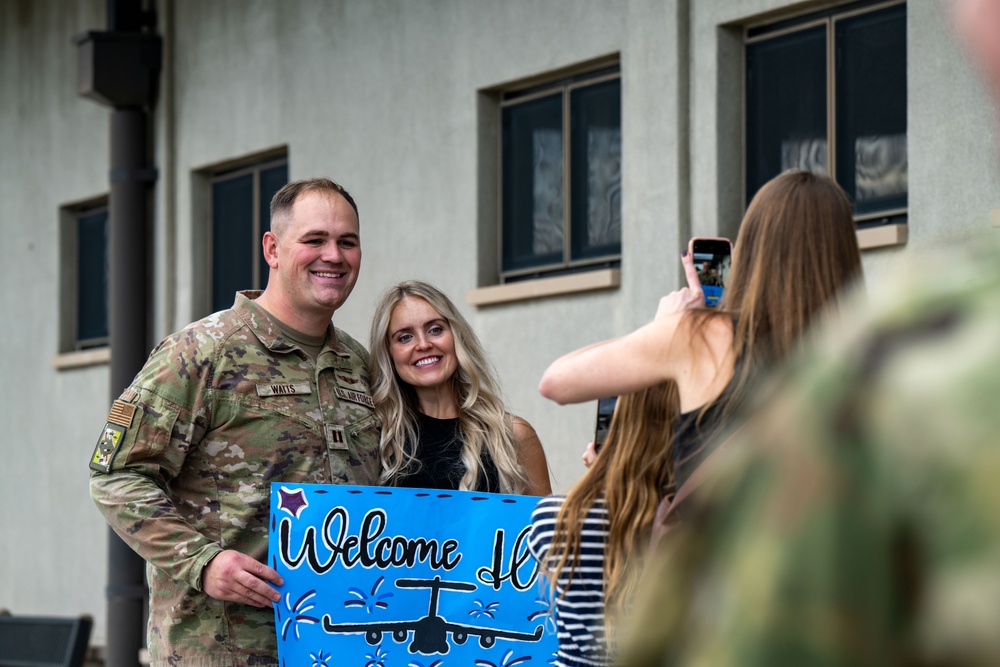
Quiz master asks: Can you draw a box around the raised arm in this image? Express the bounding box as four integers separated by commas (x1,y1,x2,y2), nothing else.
538,251,716,406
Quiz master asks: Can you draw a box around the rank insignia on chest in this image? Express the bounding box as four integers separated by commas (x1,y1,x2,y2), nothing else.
325,424,349,450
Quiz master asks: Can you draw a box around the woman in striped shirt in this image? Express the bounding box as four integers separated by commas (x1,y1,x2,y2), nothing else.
527,382,677,666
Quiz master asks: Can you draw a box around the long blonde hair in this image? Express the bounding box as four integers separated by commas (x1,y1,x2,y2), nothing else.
368,281,529,494
545,382,679,646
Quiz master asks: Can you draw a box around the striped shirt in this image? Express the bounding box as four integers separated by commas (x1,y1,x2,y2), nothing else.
527,495,610,667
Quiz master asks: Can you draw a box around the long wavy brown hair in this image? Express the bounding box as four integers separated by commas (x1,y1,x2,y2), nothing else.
684,169,863,434
544,382,679,646
545,171,862,648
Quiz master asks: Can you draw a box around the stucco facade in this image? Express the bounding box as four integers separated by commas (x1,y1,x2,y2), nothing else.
1,0,997,652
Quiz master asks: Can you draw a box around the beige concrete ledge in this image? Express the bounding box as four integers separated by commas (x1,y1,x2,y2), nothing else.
51,347,110,370
467,268,620,306
857,223,907,250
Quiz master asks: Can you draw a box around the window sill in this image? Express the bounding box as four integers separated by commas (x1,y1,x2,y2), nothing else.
467,268,620,306
51,347,110,370
857,223,907,250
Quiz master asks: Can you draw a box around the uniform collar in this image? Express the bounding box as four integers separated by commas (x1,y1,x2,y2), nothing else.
232,290,353,360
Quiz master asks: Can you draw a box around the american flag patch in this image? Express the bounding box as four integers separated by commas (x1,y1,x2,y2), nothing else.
107,400,137,428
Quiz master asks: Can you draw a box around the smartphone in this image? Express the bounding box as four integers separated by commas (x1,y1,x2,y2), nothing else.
688,237,733,307
593,396,618,452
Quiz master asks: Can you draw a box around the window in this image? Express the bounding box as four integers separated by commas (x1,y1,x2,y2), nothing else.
746,0,907,225
73,203,109,350
208,158,288,312
500,66,621,281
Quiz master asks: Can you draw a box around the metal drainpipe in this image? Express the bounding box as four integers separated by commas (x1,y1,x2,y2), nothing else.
106,105,152,667
75,0,161,664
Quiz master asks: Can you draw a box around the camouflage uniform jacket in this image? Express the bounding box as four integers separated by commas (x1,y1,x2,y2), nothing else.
623,245,1000,667
89,291,382,667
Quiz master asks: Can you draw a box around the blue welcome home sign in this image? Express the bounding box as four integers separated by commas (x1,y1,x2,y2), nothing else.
268,484,558,667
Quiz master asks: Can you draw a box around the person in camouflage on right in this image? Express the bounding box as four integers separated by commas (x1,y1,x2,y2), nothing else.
89,177,382,667
621,1,1000,665
623,244,1000,666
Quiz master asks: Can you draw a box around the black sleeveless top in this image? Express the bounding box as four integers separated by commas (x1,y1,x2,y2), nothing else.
394,412,502,492
672,353,746,490
672,401,728,491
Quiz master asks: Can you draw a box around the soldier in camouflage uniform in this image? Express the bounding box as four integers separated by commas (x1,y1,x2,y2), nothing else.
620,3,1000,663
89,178,381,667
622,243,1000,667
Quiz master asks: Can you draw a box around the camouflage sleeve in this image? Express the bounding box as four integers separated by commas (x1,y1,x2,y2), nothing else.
88,333,221,591
623,357,904,666
623,246,1000,667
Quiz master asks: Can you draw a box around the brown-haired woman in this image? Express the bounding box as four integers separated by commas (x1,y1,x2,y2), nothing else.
527,382,678,667
539,169,863,489
531,171,862,664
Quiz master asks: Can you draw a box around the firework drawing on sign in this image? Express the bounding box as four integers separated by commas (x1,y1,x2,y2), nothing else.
468,599,499,619
280,589,319,641
345,575,394,614
364,644,390,667
309,649,331,667
474,648,531,667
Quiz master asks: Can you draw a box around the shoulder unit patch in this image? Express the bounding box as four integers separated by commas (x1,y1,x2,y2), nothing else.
89,399,137,473
90,422,126,473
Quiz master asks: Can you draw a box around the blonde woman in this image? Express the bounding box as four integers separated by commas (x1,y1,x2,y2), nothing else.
369,280,551,495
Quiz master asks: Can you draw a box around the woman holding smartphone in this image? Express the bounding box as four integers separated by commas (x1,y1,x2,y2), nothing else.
539,169,863,489
369,280,551,495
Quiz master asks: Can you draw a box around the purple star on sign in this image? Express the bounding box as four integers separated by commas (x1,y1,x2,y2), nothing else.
278,486,309,518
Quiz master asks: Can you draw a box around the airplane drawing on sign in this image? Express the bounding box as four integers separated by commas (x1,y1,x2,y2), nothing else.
322,576,544,655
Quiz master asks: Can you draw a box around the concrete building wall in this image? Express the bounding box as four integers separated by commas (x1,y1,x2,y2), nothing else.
2,0,996,651
0,0,114,633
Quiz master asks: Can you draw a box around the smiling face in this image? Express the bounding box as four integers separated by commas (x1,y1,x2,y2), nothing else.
387,296,459,393
261,190,361,331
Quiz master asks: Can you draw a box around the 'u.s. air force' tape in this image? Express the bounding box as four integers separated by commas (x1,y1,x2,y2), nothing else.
334,386,374,408
89,400,137,473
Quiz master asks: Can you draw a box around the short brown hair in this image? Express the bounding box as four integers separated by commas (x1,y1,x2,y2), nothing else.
269,177,359,236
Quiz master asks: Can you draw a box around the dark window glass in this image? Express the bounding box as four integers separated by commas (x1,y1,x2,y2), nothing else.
502,93,564,274
77,208,108,348
501,70,622,280
570,78,622,261
746,26,828,200
836,4,907,215
210,161,288,312
745,2,907,222
212,173,254,311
